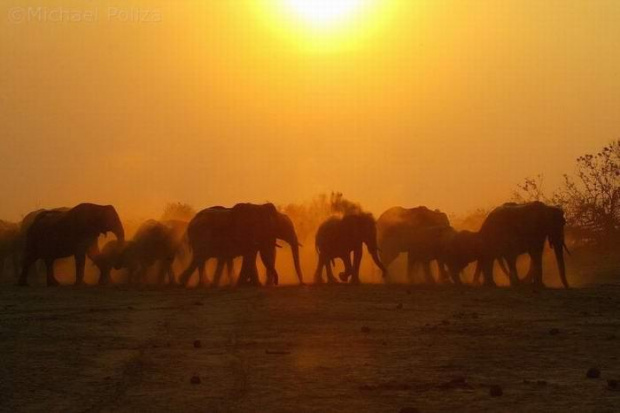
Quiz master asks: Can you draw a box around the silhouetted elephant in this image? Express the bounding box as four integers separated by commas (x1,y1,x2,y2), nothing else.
18,204,125,286
178,203,303,287
401,225,465,284
314,213,388,284
477,201,569,288
0,220,20,280
15,207,73,283
376,206,451,284
441,229,487,284
94,220,185,285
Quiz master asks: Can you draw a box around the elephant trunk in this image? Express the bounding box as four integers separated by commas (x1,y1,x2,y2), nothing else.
114,225,125,244
290,242,304,285
276,213,304,284
552,242,569,288
368,246,388,278
108,217,124,243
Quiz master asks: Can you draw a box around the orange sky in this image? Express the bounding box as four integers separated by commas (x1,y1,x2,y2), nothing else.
1,0,619,221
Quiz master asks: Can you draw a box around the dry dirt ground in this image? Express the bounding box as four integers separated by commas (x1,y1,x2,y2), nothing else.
1,284,619,413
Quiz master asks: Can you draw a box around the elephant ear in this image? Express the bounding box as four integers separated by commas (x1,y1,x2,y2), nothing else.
546,206,566,247
346,214,366,241
260,203,279,238
70,204,97,235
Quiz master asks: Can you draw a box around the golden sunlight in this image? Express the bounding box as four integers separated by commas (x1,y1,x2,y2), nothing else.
256,0,393,52
283,0,368,29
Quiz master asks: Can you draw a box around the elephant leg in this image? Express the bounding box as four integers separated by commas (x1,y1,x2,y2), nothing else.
265,267,279,286
238,252,261,287
422,261,435,285
155,262,165,285
74,254,86,286
236,260,249,287
97,263,111,285
339,254,353,283
10,254,19,280
406,254,415,283
505,256,519,286
135,267,147,285
481,259,496,287
381,250,399,271
226,259,235,286
158,260,173,286
18,255,36,286
521,259,535,284
471,261,483,285
437,260,451,283
248,258,262,287
447,264,463,285
314,255,325,284
127,264,140,285
45,259,60,287
351,247,362,284
198,261,209,287
179,258,200,287
166,259,177,286
129,266,139,284
325,259,338,284
529,250,545,287
262,249,278,287
212,259,226,288
338,255,351,283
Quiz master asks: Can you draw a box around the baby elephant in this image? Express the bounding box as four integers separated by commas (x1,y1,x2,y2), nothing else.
94,220,184,285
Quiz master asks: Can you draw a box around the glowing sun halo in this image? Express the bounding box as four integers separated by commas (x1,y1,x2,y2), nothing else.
256,0,392,52
284,0,368,28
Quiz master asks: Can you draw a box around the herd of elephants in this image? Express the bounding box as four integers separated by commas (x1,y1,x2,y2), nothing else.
0,201,570,289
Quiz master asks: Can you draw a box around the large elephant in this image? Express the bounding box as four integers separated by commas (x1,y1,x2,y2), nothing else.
94,219,186,285
18,204,125,286
0,220,20,280
178,203,303,287
477,201,569,288
376,206,451,284
441,229,486,284
314,213,388,284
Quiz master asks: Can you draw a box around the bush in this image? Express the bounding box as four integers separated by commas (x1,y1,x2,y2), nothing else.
514,140,620,248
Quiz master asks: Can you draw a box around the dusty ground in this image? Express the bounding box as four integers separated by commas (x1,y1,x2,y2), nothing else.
1,284,619,412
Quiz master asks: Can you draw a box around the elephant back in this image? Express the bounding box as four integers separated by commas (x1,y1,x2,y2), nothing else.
230,203,278,250
480,201,565,252
132,220,176,257
377,206,450,244
186,207,233,252
315,217,341,253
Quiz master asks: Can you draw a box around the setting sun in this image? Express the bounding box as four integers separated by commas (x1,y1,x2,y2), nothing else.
253,0,392,52
283,0,368,28
2,1,620,411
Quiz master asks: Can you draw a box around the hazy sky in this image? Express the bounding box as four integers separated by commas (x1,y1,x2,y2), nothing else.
1,0,619,221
